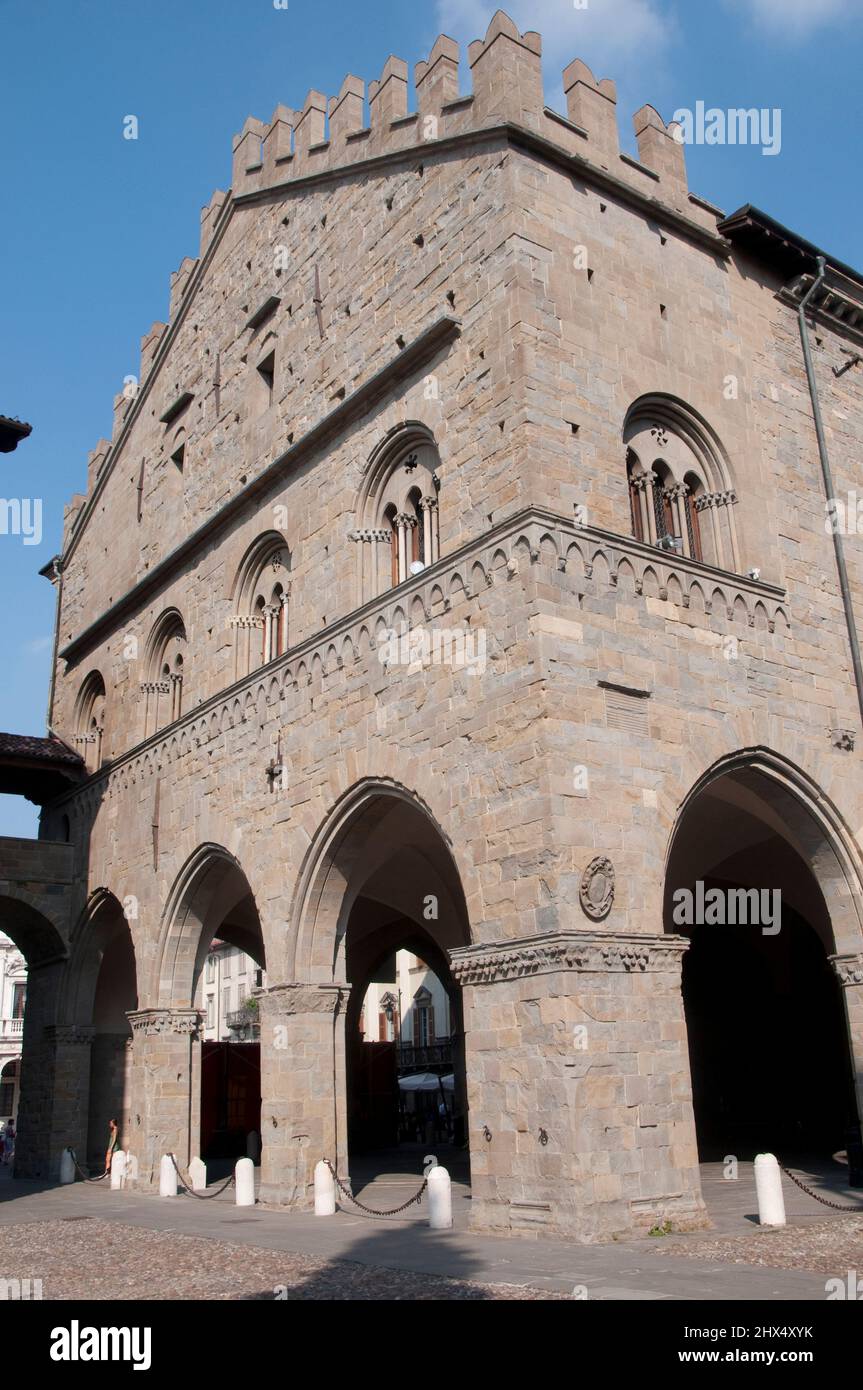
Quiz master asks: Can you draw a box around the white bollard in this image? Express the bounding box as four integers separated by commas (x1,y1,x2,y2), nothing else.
60,1148,76,1185
428,1164,452,1230
246,1130,261,1163
110,1150,127,1190
188,1156,207,1191
314,1159,336,1216
160,1154,178,1197
754,1153,786,1227
235,1156,255,1206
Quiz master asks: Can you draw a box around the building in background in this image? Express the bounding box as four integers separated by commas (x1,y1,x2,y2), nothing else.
0,932,27,1124
199,939,264,1042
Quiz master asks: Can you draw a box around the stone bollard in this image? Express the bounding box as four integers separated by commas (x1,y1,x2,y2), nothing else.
110,1150,127,1190
188,1157,207,1192
160,1154,178,1197
235,1156,255,1206
428,1164,452,1229
754,1153,786,1227
314,1159,336,1216
60,1148,75,1185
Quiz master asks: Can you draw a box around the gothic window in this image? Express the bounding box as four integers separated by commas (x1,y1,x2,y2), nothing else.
623,397,739,571
231,532,291,679
353,430,441,602
142,610,186,737
74,670,107,773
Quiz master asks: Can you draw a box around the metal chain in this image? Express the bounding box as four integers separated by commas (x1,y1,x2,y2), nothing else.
324,1159,427,1216
67,1148,110,1183
778,1161,863,1213
169,1153,236,1199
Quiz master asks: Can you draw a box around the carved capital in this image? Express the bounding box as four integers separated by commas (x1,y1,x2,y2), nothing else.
830,953,863,987
257,983,350,1018
46,1024,96,1048
127,1008,202,1038
449,931,689,986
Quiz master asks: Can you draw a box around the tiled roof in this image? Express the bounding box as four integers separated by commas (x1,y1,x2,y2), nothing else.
0,732,82,766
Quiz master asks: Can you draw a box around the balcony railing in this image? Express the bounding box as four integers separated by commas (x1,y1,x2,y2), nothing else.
396,1041,452,1070
0,1020,23,1040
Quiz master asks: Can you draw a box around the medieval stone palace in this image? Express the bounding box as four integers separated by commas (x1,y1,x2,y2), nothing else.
2,10,862,1243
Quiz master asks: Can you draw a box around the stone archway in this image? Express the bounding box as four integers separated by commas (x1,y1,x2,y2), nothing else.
258,780,472,1207
665,751,863,1165
132,846,265,1185
59,890,138,1172
0,891,68,1177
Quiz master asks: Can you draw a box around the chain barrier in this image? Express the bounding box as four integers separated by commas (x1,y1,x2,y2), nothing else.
67,1148,110,1183
169,1153,236,1200
324,1159,427,1216
778,1161,863,1213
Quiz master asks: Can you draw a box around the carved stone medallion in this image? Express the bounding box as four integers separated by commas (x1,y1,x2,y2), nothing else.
580,856,615,921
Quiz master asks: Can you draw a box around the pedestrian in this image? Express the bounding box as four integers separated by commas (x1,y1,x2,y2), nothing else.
3,1123,15,1165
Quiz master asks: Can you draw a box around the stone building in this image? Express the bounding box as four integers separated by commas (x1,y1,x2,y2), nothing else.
1,10,862,1241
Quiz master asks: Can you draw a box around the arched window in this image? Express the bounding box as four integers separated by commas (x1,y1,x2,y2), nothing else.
74,671,107,773
231,532,291,679
353,426,441,602
623,396,739,570
142,611,186,737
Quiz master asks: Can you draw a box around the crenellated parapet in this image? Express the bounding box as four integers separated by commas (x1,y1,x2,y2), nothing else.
69,9,710,549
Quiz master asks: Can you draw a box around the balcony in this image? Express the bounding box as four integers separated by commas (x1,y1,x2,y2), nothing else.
226,1009,259,1039
396,1040,452,1072
0,1020,23,1041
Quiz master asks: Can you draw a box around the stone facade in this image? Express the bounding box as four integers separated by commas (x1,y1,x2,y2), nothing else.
2,10,863,1241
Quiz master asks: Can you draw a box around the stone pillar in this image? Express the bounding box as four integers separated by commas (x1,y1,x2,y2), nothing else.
450,930,707,1243
257,983,349,1207
831,953,863,1128
46,1025,95,1173
13,960,65,1178
127,1008,201,1188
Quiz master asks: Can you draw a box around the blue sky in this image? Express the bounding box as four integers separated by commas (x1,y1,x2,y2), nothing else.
1,0,861,836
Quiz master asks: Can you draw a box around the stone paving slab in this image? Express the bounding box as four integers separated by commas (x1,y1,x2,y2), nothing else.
0,1167,854,1301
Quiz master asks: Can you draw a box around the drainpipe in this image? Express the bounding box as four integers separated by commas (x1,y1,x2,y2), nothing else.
43,554,64,734
798,256,863,730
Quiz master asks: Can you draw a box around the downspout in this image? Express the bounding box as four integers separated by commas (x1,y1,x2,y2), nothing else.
798,256,863,730
43,555,64,734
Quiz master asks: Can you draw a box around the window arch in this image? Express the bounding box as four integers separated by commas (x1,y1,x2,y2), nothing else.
142,610,186,736
353,425,441,602
624,396,739,570
73,670,107,773
231,532,291,678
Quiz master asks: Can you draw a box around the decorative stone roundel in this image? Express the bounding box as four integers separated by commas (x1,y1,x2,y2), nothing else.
580,857,615,921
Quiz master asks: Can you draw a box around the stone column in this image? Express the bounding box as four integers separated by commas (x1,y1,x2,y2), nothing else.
46,1025,96,1174
127,1008,201,1188
257,983,350,1207
450,930,707,1243
831,952,863,1129
13,960,65,1178
420,496,439,564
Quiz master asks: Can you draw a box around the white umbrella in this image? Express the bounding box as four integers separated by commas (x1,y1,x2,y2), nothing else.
398,1072,443,1092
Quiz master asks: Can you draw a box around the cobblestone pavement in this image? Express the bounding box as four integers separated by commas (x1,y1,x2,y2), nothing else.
0,1218,568,1300
658,1215,863,1275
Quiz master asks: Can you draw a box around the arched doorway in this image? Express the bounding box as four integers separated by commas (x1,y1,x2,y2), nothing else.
154,847,265,1176
665,756,861,1164
281,781,472,1204
60,891,139,1172
0,893,67,1176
